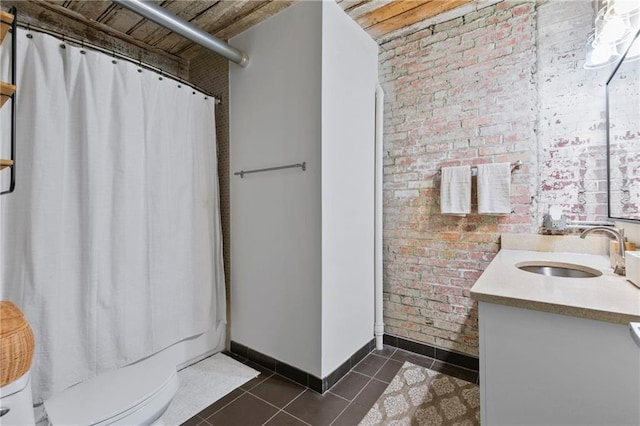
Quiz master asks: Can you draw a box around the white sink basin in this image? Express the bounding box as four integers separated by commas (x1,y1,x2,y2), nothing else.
516,261,603,278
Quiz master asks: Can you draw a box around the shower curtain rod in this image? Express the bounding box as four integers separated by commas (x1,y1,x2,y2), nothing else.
13,21,222,104
113,0,248,67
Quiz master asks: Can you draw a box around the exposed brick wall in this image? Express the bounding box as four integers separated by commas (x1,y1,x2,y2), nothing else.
378,0,635,356
608,60,640,219
378,1,538,356
188,52,231,347
536,0,609,221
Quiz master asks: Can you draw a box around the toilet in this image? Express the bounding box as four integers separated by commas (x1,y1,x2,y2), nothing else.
44,354,178,425
0,371,37,425
0,303,177,425
1,354,178,425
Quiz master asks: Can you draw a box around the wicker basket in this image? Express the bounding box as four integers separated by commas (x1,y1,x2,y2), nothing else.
0,301,35,388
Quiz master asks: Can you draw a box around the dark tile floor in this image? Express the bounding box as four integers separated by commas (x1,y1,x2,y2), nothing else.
181,345,479,426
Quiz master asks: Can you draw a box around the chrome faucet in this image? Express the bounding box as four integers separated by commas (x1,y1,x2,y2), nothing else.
580,226,626,275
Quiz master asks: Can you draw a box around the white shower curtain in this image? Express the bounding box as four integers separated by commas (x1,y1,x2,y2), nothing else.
0,29,225,403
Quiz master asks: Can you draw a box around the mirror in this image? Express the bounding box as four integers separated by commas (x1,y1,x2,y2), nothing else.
607,29,640,221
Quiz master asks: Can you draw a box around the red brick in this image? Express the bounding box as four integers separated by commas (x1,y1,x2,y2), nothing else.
380,0,538,358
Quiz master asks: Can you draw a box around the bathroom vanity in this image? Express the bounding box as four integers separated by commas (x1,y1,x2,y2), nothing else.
471,234,640,425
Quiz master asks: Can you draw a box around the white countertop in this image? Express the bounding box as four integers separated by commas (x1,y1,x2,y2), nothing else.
471,248,640,324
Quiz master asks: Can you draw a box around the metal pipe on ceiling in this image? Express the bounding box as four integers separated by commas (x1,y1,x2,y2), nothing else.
112,0,249,67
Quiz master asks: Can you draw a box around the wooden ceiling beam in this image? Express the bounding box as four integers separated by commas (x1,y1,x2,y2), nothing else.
365,0,472,39
356,0,432,29
96,1,165,34
341,0,372,13
128,0,219,46
337,0,370,12
342,0,396,21
61,0,112,22
154,0,260,54
9,0,188,77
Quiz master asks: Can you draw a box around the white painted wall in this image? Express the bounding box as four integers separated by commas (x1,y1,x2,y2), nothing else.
320,0,378,376
229,1,323,375
230,0,377,378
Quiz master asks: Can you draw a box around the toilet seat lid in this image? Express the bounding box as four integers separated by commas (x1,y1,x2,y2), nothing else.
45,356,177,425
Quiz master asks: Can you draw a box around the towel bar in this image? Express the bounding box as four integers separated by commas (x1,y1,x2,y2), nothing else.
234,161,306,179
436,160,522,177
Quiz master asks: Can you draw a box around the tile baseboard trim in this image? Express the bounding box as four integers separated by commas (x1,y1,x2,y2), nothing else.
229,339,375,393
383,333,479,371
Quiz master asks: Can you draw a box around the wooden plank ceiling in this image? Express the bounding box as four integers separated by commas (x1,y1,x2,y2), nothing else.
30,0,473,60
340,0,472,39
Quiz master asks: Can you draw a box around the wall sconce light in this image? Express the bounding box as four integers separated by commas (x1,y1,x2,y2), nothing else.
585,34,620,69
584,0,640,69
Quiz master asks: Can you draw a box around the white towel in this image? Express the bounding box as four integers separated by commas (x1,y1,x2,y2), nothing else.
440,165,471,216
477,163,511,215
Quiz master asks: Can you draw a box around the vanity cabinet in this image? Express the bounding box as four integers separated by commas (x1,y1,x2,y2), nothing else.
479,301,640,425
